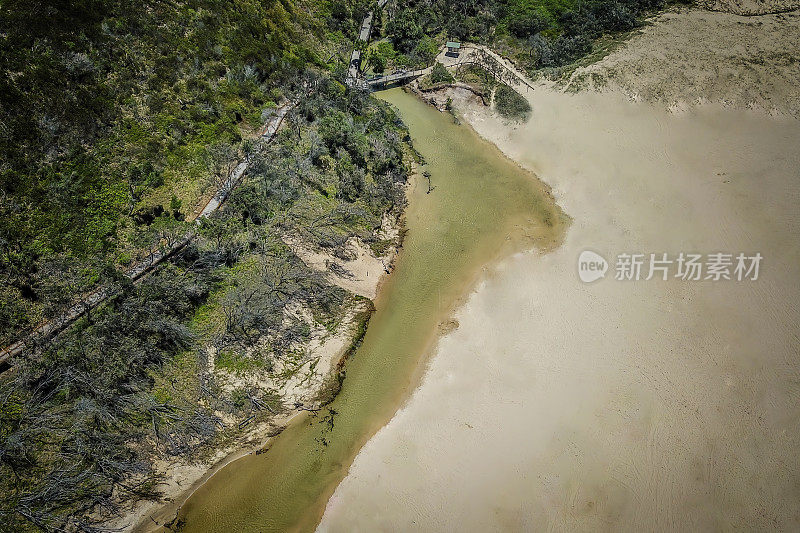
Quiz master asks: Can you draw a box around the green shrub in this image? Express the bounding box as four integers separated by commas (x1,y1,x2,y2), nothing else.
494,84,531,121
367,40,399,74
414,35,440,64
430,62,454,85
368,51,387,73
506,1,553,38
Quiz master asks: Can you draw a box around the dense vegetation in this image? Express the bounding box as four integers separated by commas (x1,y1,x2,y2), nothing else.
0,0,375,346
0,0,412,530
381,0,669,73
0,71,409,532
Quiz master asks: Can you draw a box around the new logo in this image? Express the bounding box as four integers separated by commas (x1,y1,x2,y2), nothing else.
578,250,608,283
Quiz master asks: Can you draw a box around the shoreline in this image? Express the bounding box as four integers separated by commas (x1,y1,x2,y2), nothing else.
283,89,570,533
128,303,376,532
145,63,570,533
125,164,418,533
163,86,566,532
132,410,307,532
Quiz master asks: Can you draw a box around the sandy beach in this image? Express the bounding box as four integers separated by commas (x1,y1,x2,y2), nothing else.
318,7,800,531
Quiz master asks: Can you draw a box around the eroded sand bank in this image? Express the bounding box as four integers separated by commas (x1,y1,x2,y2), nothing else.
318,8,800,531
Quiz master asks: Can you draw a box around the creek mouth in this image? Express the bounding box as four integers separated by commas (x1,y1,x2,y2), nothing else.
170,87,567,533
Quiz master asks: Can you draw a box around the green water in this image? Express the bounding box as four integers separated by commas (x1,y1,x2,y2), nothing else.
174,88,566,532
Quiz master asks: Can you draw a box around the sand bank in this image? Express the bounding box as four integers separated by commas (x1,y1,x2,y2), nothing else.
285,227,397,300
122,237,394,531
318,8,800,531
562,7,800,117
118,299,372,532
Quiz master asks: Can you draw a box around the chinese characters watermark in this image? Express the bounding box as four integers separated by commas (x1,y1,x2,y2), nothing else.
578,251,762,283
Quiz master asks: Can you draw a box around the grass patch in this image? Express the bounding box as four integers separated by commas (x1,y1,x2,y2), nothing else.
150,349,201,405
216,349,272,374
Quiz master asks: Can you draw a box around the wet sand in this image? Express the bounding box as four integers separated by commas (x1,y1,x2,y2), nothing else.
319,9,800,531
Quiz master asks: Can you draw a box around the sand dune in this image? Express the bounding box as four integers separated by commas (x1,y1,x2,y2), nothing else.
318,8,800,531
564,7,800,117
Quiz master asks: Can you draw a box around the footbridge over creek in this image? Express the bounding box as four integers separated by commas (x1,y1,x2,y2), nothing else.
364,67,432,89
350,47,535,94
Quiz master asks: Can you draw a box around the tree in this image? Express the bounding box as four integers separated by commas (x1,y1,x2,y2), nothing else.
506,0,551,38
367,51,387,73
318,111,354,150
386,10,424,53
207,143,240,190
430,62,454,85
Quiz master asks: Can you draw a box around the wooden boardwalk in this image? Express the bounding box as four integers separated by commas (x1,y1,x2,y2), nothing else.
0,102,295,370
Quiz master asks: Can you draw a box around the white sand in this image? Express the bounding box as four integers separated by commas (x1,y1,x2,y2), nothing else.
286,211,400,300
287,236,391,300
318,8,800,532
698,0,799,15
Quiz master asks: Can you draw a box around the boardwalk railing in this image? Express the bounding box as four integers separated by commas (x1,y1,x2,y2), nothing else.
366,68,431,87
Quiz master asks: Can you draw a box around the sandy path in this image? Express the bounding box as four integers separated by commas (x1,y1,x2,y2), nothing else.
317,8,800,532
